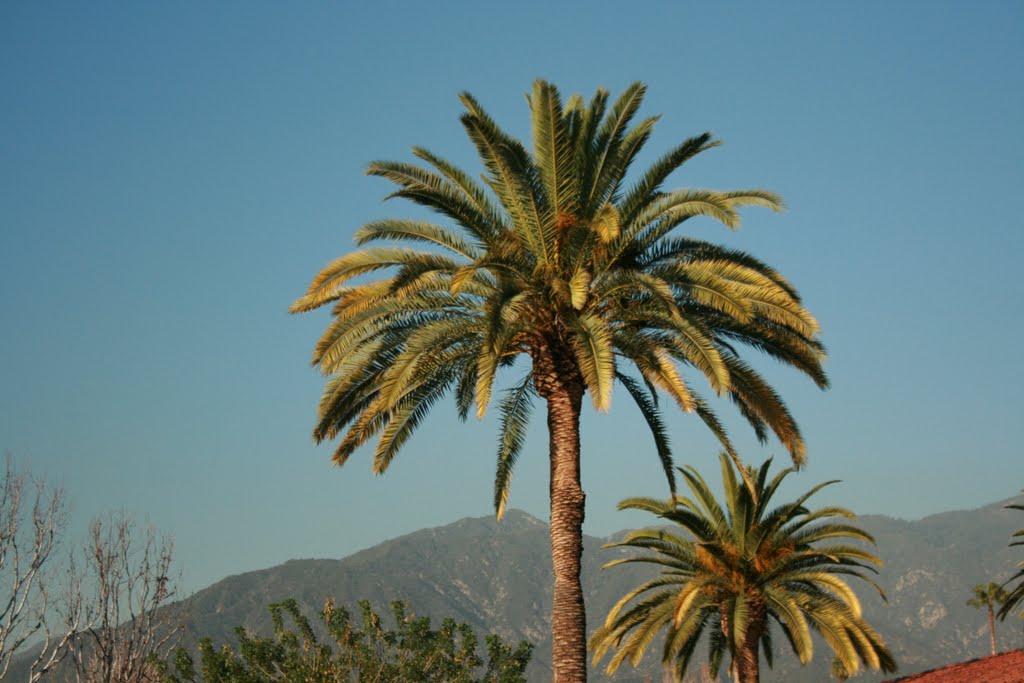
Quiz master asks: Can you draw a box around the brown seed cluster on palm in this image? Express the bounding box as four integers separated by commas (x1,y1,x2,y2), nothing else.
292,80,827,682
590,455,895,683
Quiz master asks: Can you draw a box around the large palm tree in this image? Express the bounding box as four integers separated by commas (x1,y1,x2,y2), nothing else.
590,454,895,683
967,581,1009,656
291,80,827,682
997,492,1024,622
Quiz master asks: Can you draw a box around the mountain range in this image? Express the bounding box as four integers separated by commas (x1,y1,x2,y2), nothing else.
165,500,1023,682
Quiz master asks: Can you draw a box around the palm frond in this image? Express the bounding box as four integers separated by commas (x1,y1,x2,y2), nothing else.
493,373,535,519
291,247,432,312
568,268,591,310
354,219,480,259
530,79,577,228
585,82,647,212
591,202,621,243
998,494,1024,619
724,355,806,466
459,94,551,265
627,190,741,245
572,313,615,410
593,116,659,209
621,132,720,224
616,373,675,495
373,370,456,473
365,160,496,244
410,146,505,232
664,316,730,395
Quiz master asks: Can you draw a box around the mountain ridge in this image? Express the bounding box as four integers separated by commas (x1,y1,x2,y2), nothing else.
170,499,1021,682
8,500,1022,682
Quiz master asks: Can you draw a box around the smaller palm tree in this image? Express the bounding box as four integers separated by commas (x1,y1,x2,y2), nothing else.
590,454,896,683
997,492,1024,622
967,582,1009,655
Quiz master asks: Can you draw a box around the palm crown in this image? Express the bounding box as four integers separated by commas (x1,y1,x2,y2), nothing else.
291,80,826,510
968,582,1010,610
590,454,895,682
292,79,828,682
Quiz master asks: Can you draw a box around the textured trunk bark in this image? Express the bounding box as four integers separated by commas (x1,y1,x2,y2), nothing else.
534,339,587,683
546,388,586,682
735,645,760,683
733,602,765,683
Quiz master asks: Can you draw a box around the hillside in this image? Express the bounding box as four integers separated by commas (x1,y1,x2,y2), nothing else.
172,502,1022,682
10,502,1023,682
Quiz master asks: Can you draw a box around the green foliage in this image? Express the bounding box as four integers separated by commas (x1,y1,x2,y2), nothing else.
291,79,827,514
967,581,1009,610
154,598,531,683
590,453,896,681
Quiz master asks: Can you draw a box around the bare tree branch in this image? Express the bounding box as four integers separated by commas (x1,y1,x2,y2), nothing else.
70,511,183,683
0,453,82,682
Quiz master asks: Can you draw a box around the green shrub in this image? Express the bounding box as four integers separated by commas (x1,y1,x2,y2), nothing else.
154,598,532,683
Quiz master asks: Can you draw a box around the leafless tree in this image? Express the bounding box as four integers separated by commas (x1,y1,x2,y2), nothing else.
69,512,183,683
0,454,83,682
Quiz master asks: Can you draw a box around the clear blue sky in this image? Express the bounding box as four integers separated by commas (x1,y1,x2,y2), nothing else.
2,2,1022,594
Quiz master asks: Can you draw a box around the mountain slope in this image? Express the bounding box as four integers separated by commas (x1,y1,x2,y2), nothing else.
11,502,1022,682
173,502,1022,682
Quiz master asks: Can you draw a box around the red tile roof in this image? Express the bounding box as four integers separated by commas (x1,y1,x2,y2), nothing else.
881,649,1024,682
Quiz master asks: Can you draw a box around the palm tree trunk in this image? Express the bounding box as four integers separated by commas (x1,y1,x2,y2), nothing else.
734,605,765,683
534,339,588,683
546,387,587,682
735,643,760,683
988,604,996,655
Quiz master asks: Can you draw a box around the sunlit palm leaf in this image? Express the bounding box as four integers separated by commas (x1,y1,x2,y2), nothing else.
493,374,535,520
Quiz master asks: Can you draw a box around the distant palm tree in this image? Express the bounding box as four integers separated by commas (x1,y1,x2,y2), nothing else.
967,581,1009,655
997,492,1024,623
590,454,895,683
291,80,827,683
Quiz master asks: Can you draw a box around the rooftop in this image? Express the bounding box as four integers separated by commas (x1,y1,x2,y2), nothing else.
881,649,1024,682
